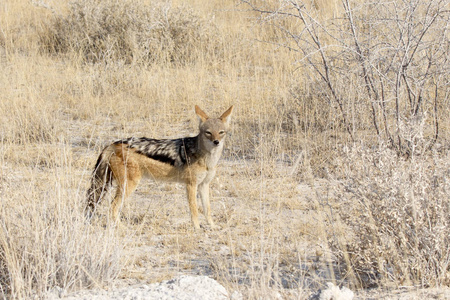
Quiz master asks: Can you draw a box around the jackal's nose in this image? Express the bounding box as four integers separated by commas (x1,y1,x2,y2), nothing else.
213,140,220,145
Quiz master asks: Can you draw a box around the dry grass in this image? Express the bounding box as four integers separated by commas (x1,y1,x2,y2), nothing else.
39,0,218,65
0,140,122,298
0,0,448,299
331,143,450,288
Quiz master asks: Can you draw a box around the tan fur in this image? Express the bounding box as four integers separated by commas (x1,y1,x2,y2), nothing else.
86,105,234,230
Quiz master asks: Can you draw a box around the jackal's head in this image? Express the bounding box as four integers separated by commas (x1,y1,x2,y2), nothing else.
195,105,234,150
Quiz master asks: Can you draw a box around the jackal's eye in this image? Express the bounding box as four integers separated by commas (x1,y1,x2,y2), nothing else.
219,130,226,135
205,131,212,136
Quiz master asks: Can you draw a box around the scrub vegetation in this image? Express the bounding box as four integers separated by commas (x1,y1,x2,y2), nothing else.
0,0,448,298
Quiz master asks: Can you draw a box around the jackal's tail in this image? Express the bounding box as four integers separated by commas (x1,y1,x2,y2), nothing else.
85,148,113,219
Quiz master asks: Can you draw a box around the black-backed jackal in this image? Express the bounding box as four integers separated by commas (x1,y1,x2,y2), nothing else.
86,105,233,230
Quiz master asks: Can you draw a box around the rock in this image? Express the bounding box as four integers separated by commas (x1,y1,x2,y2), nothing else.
310,282,354,300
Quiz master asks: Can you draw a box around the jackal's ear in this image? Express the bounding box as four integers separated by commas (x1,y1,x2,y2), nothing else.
220,105,234,127
195,105,209,123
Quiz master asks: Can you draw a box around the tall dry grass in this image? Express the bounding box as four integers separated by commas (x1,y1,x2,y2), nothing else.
0,139,122,298
0,0,449,298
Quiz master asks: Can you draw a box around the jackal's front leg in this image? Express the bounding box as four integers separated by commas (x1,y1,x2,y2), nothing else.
186,182,200,230
198,182,215,228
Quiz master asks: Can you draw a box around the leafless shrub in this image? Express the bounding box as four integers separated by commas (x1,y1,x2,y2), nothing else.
243,0,449,154
241,1,450,286
40,0,216,65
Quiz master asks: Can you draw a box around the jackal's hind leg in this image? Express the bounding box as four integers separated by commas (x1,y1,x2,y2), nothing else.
109,158,142,224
